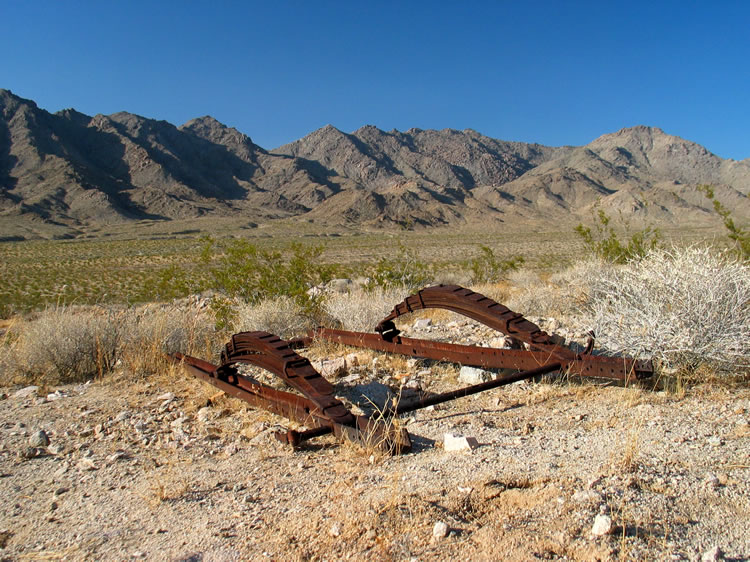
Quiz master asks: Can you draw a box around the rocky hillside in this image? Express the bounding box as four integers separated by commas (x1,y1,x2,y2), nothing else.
1,88,749,238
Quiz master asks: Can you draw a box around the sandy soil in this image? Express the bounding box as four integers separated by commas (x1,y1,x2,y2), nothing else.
1,332,749,561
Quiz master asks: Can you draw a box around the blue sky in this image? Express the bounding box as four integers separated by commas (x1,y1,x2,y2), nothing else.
2,1,748,159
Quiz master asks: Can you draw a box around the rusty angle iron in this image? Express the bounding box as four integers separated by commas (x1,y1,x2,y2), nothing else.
171,285,652,454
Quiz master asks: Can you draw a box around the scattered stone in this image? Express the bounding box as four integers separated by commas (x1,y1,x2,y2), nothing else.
46,390,67,401
157,392,176,403
318,357,347,378
458,366,492,385
329,523,341,537
591,514,613,536
77,459,99,471
572,490,602,503
12,386,39,399
701,545,723,561
707,436,722,447
328,278,353,293
417,369,432,377
432,520,449,539
18,447,45,459
28,430,50,448
443,433,479,452
196,408,215,424
413,318,432,330
489,336,508,348
115,411,132,423
53,487,69,496
704,473,720,489
107,450,130,463
404,379,420,390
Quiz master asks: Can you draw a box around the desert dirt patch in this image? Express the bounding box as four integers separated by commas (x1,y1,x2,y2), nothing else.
1,337,748,561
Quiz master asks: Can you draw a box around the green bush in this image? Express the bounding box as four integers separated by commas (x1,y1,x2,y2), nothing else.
467,245,524,284
364,242,431,292
575,209,660,264
697,184,750,260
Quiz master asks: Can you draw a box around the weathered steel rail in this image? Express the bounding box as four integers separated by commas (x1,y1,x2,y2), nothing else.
313,285,652,382
171,284,652,455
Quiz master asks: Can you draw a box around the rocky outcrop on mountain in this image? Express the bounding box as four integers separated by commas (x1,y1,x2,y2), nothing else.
1,88,749,238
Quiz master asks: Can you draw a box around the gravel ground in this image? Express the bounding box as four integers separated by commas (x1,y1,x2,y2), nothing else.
1,320,749,561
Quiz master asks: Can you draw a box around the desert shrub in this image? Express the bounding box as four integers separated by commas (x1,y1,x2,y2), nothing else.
119,302,217,376
466,245,524,284
506,269,542,291
581,246,750,372
506,260,604,319
575,209,661,264
204,238,338,302
364,242,431,292
697,184,750,260
234,296,318,339
323,287,412,332
11,306,121,383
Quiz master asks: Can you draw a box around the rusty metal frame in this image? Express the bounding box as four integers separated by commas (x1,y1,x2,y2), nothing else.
171,285,652,455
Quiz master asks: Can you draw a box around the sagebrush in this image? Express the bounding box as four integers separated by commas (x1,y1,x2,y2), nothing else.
581,246,750,372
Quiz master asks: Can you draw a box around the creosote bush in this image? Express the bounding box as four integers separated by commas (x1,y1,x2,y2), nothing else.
466,245,524,284
364,242,431,292
581,246,750,372
575,209,661,264
697,184,750,260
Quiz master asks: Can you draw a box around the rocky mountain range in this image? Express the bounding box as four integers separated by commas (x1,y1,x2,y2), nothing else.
1,88,748,238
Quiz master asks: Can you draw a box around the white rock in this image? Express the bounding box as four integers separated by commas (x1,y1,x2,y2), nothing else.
12,386,39,399
157,392,175,402
591,514,613,536
329,523,341,537
77,459,99,471
489,336,508,348
432,520,449,539
328,278,353,293
572,490,602,503
443,433,479,452
115,411,132,422
701,545,723,561
458,366,492,385
413,318,432,330
197,407,215,424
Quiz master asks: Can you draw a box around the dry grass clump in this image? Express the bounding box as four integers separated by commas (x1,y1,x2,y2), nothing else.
1,301,219,385
323,286,411,332
582,247,750,373
234,295,317,339
120,302,217,376
7,306,121,383
506,260,604,318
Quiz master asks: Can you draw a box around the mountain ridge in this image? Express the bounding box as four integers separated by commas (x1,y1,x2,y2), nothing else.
1,88,748,239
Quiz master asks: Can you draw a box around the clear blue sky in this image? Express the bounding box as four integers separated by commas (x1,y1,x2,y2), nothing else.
2,1,748,159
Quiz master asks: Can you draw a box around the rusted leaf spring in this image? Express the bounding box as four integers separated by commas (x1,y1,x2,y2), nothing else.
316,284,653,382
375,284,559,350
171,331,411,454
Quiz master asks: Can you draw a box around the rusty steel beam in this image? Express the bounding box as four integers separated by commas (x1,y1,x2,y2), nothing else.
311,327,651,382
